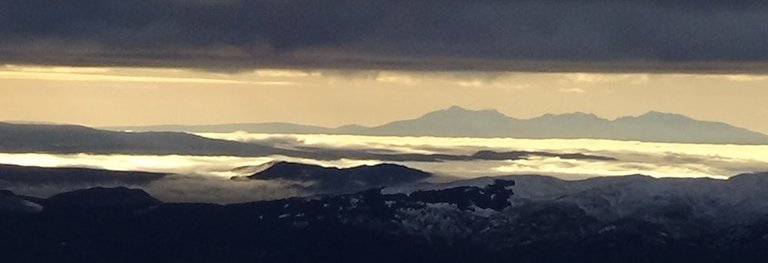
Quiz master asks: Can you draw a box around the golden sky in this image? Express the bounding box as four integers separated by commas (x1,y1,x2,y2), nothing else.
2,65,768,134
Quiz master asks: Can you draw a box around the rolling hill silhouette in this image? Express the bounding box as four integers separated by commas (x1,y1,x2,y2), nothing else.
108,106,768,144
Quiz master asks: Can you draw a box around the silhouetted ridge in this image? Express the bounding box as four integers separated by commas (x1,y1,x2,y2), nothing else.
45,187,161,209
0,122,282,156
634,111,695,121
538,112,605,121
244,161,431,192
0,164,166,185
423,105,509,120
728,171,768,181
0,189,42,213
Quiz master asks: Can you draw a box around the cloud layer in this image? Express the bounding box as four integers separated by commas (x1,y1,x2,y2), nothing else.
2,0,768,72
3,130,768,203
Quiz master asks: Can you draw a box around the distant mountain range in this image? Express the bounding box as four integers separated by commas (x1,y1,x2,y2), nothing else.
0,122,618,162
107,106,768,145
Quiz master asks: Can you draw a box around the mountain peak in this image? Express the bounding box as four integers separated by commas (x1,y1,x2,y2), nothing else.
640,110,686,117
632,111,696,122
538,112,604,121
423,106,508,120
571,112,600,118
446,105,469,111
444,105,501,113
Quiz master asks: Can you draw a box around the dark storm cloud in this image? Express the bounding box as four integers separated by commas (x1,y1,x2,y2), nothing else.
2,0,768,72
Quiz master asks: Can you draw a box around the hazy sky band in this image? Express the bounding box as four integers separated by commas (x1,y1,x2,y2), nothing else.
2,66,768,134
3,0,768,72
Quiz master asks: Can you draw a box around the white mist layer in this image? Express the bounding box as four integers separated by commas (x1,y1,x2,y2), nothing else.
0,133,766,180
198,132,768,179
0,153,379,178
197,132,768,161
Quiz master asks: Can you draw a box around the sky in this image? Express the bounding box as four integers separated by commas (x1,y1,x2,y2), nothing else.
3,0,768,72
3,0,768,134
2,65,768,134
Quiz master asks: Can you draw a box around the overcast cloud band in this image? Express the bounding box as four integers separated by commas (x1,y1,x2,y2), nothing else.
2,0,767,72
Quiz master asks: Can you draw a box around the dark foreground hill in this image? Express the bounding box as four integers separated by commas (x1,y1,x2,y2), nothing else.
3,173,768,263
